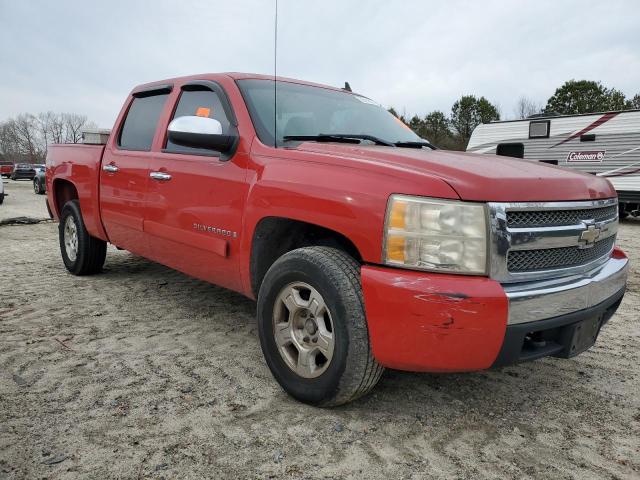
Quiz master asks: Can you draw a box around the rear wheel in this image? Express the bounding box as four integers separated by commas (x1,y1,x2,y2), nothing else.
257,246,383,407
59,200,107,275
0,193,4,205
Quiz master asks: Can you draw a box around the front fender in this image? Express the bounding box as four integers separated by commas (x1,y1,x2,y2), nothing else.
238,149,460,296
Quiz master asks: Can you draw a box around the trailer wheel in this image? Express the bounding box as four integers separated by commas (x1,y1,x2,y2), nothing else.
257,246,383,407
59,200,107,275
619,204,629,220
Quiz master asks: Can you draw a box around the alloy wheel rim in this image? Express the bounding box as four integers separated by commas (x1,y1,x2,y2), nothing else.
272,282,335,378
64,216,78,262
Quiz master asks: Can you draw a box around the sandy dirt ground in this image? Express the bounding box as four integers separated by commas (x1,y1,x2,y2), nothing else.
0,179,50,222
1,181,639,479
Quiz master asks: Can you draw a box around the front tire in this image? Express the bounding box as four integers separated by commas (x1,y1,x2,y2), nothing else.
59,200,107,275
257,246,383,407
33,179,40,194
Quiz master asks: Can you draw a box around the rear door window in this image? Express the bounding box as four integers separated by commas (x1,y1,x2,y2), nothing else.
119,93,169,151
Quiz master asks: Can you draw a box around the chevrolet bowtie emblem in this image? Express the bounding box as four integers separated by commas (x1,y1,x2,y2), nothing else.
579,224,601,248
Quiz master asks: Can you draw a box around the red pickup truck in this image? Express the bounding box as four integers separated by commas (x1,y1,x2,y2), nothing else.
46,73,629,406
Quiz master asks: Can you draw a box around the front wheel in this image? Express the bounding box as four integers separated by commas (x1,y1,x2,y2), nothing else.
33,179,40,194
59,200,107,275
257,247,383,407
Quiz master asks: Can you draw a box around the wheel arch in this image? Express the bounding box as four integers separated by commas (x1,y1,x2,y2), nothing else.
50,177,108,241
52,179,79,217
249,216,363,298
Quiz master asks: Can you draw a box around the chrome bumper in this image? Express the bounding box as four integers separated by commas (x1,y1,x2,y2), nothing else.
504,256,629,325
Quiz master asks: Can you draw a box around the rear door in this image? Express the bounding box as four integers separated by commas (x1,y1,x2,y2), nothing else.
100,87,170,255
144,80,249,292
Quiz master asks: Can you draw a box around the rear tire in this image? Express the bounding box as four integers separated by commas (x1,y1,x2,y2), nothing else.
0,193,4,205
257,246,383,407
59,200,107,275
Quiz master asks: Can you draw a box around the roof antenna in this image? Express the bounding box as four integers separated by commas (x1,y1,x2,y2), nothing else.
343,82,352,92
273,0,278,148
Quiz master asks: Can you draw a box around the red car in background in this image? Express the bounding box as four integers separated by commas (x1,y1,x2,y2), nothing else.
0,161,13,178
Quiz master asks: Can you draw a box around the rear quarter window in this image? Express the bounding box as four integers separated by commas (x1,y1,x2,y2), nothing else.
118,93,168,151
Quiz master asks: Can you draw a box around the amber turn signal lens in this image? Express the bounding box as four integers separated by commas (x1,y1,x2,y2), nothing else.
386,235,406,262
388,200,406,229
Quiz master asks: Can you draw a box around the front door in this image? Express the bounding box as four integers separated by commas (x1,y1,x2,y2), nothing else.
100,89,170,256
144,82,248,292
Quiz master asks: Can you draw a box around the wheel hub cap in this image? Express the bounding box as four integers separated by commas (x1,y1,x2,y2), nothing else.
64,216,78,262
304,318,317,335
272,282,334,378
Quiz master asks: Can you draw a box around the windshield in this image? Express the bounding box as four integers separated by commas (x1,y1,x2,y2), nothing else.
237,79,423,147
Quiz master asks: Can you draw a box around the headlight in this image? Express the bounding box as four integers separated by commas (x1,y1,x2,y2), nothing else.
383,195,488,274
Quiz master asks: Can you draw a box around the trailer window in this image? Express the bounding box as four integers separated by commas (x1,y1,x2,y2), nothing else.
529,120,550,139
118,93,169,151
496,143,524,159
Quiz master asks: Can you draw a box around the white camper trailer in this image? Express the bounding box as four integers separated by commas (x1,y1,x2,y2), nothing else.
467,110,640,216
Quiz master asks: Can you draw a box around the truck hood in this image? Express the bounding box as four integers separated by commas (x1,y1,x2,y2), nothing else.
294,143,616,202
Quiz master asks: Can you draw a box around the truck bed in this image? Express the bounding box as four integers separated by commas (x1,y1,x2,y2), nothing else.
46,143,107,240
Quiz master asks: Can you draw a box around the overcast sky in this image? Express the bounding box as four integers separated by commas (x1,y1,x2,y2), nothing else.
1,0,639,127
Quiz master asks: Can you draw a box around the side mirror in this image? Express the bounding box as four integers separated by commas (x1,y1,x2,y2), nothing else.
167,116,237,152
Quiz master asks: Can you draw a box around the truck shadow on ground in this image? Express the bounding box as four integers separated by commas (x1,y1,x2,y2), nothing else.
94,248,623,420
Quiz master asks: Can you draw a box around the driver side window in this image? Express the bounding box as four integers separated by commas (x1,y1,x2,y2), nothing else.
165,88,231,154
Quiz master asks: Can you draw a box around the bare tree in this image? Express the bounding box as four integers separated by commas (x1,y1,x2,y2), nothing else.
49,113,66,144
514,96,542,119
37,111,56,158
0,110,97,163
13,114,44,162
0,121,19,159
63,113,90,143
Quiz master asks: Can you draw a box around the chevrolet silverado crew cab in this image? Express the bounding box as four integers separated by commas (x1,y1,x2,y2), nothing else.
46,73,629,406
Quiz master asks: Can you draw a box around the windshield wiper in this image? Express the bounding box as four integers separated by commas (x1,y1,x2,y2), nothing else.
394,140,437,150
283,133,394,147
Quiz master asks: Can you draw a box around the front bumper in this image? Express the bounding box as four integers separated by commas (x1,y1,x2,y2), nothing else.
360,249,628,372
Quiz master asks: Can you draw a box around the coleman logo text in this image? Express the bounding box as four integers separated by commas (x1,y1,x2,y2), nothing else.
566,150,606,162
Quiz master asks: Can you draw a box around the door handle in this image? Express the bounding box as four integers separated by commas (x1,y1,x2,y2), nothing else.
149,171,172,181
103,164,119,173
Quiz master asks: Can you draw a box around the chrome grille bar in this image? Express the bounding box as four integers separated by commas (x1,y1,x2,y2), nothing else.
507,204,618,228
488,198,618,283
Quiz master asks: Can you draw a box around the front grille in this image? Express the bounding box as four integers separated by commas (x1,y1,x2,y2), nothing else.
507,205,617,228
507,236,615,272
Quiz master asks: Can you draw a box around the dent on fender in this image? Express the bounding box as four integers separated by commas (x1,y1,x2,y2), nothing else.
361,266,508,371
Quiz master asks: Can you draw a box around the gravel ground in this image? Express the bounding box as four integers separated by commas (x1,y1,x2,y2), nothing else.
0,179,49,222
1,181,639,479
